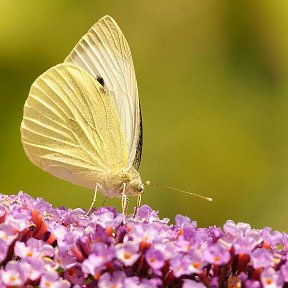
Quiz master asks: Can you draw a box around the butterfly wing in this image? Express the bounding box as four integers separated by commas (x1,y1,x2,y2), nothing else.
132,107,142,171
64,15,142,171
21,63,127,190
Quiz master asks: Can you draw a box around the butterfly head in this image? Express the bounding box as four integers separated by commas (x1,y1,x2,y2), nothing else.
129,178,144,194
101,168,143,198
121,167,144,196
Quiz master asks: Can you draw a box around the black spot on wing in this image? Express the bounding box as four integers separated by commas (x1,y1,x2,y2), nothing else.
96,76,105,87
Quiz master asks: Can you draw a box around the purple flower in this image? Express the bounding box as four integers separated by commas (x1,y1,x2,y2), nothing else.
203,243,230,265
145,247,165,271
223,220,251,237
233,236,255,254
81,242,115,278
82,254,104,278
186,250,205,273
128,223,160,244
115,241,140,266
245,280,261,288
0,223,17,245
280,261,288,282
208,225,224,240
39,271,70,288
1,191,288,287
21,258,45,281
0,239,8,263
183,279,206,288
91,207,123,228
5,207,31,231
98,271,125,288
54,248,77,269
1,261,27,286
124,276,145,288
63,264,85,285
251,248,274,269
136,205,160,223
261,268,283,288
175,214,197,230
124,276,162,288
170,255,194,277
14,238,54,259
261,227,283,249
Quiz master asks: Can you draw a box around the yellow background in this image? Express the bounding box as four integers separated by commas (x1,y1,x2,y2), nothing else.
1,1,288,230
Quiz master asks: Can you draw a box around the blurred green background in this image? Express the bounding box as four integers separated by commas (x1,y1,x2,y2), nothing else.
1,0,288,231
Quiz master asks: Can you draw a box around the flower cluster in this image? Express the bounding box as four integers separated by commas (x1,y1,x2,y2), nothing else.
0,192,288,287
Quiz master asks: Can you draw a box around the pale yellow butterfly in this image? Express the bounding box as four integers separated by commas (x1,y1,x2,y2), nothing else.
20,15,144,214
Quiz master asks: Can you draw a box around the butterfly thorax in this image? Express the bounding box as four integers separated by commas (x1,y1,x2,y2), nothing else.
101,167,144,198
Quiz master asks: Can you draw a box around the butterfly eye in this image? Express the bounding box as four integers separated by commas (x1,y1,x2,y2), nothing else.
139,183,144,193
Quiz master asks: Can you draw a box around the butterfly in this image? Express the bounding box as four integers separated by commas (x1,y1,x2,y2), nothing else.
20,15,144,215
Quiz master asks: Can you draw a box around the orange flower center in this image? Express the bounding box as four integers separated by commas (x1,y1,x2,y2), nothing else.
9,276,16,282
93,272,101,280
263,242,271,249
124,252,131,259
214,256,220,262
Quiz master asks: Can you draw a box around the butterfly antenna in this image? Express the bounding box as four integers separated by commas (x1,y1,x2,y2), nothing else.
144,181,213,202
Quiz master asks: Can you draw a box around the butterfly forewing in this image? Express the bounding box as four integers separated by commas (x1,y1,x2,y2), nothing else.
64,15,142,171
21,63,127,190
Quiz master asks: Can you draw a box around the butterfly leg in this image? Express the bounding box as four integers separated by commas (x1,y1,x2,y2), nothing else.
133,193,142,218
101,197,108,206
121,183,129,223
86,183,98,216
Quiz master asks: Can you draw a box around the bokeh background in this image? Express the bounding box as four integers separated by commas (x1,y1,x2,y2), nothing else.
1,1,288,231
